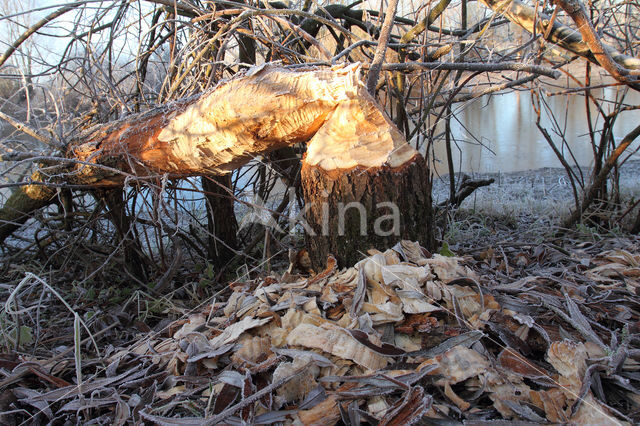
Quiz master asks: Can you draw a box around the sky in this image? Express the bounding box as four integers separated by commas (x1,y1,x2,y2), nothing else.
0,0,155,78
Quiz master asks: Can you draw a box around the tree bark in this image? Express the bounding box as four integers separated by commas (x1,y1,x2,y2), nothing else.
202,175,238,268
0,171,56,243
301,155,433,269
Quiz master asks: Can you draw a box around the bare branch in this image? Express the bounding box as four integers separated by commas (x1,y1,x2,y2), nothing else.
564,123,640,228
367,0,400,94
554,0,639,85
0,3,81,69
377,61,560,79
478,0,640,71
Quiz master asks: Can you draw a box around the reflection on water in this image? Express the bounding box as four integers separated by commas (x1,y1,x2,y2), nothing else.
429,84,640,174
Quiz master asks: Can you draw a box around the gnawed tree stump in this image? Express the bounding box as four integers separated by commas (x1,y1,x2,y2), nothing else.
301,85,433,268
0,63,434,264
301,157,433,269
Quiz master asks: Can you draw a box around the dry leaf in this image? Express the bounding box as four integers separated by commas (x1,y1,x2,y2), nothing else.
208,317,271,349
287,323,388,370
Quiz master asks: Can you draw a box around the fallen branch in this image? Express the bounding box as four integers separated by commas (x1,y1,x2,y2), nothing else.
1,64,361,242
378,61,560,79
437,174,495,208
0,63,433,263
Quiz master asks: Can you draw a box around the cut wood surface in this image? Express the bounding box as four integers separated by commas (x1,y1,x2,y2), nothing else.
11,63,421,188
66,63,377,183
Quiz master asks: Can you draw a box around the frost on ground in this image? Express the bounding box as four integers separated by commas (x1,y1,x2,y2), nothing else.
432,160,640,247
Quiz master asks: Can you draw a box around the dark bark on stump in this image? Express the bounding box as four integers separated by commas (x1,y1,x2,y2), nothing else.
0,187,49,243
301,154,433,269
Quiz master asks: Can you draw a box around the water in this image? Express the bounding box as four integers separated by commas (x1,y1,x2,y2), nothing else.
429,84,640,174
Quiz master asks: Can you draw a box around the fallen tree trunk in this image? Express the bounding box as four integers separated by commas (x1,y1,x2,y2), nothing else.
1,64,360,243
0,64,434,263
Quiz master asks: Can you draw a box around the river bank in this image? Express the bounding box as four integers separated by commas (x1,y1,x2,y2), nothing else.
432,160,640,250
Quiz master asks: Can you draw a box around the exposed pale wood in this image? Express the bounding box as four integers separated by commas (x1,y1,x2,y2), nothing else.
304,85,417,171
301,84,433,267
67,63,366,184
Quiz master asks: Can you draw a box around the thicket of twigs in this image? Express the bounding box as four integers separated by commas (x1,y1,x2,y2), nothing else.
1,0,640,423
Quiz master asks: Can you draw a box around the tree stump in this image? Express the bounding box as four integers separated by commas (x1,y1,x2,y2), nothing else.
300,89,434,269
301,155,433,269
0,64,435,264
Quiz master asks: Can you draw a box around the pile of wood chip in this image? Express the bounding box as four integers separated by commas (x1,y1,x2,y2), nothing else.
4,239,640,424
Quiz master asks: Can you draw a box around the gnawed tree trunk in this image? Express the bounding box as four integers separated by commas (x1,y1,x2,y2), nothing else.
302,157,432,269
0,65,356,243
0,64,434,263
